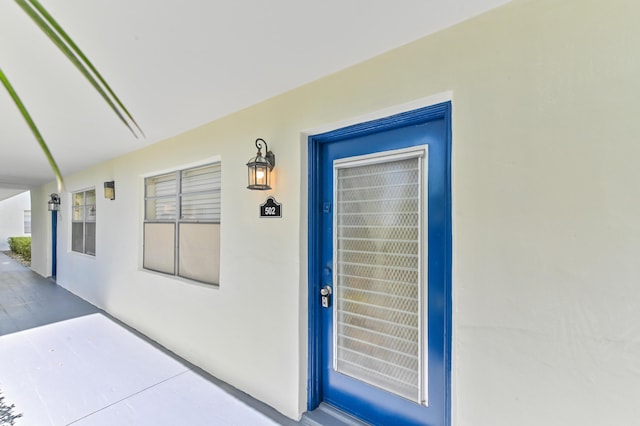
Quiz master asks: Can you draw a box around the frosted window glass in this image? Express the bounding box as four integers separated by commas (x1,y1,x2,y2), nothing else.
178,223,220,284
143,223,175,274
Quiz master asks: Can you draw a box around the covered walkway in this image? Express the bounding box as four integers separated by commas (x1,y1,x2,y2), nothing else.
0,252,299,425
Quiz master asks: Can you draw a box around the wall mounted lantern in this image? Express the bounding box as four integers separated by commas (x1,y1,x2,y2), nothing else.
104,181,115,200
246,138,275,190
47,193,60,211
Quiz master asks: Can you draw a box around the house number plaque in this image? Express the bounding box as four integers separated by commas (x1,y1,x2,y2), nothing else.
260,197,282,218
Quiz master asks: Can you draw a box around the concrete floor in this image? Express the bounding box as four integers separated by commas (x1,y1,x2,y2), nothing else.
0,252,299,426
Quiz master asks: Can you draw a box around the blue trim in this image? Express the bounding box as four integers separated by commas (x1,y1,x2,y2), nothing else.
311,102,451,144
51,211,57,278
307,101,453,424
307,135,323,409
443,106,453,426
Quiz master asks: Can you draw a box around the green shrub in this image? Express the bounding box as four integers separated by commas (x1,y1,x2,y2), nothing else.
7,236,31,261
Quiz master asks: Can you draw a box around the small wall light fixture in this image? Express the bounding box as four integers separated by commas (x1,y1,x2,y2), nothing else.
47,193,60,211
104,181,115,200
246,138,275,190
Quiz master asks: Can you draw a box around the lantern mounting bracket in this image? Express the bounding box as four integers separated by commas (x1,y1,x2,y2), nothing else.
255,138,275,169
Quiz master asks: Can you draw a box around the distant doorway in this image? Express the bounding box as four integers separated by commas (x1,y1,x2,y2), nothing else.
51,209,57,279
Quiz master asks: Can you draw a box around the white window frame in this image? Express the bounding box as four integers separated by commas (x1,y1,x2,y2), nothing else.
71,188,96,256
143,162,221,285
23,210,31,234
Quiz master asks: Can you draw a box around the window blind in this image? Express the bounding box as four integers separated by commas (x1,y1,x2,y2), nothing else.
181,164,221,221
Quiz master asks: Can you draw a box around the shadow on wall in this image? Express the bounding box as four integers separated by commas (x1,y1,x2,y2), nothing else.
0,391,22,425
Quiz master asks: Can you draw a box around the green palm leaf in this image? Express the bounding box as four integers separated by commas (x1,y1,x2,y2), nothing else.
0,68,64,191
15,0,144,138
1,0,144,190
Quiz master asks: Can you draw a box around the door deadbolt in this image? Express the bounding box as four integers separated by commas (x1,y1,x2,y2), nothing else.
320,285,332,308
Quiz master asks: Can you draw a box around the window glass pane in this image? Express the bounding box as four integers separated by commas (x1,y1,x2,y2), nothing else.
146,173,176,197
72,223,84,253
181,193,220,221
85,222,96,255
24,210,31,234
85,189,96,206
181,164,221,221
72,206,83,221
181,164,220,194
146,197,176,220
73,192,84,207
85,205,96,222
143,223,175,274
178,223,220,284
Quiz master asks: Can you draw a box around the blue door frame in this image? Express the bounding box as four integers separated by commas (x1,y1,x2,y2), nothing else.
307,101,452,425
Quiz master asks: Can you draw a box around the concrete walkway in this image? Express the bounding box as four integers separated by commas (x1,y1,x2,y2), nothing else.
0,254,99,336
0,252,297,426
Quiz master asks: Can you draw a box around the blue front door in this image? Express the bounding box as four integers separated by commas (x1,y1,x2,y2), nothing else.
309,102,452,425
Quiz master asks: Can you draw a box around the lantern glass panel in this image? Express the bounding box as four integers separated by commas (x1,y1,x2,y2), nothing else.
256,163,268,187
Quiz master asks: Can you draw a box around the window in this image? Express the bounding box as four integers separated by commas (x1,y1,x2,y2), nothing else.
143,163,221,284
23,210,31,234
72,189,96,255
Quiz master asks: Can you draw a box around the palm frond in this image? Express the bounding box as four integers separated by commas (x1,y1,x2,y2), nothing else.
1,0,144,190
0,68,64,191
15,0,144,138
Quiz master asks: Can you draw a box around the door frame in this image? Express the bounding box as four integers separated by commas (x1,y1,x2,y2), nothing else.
307,100,453,421
51,209,58,279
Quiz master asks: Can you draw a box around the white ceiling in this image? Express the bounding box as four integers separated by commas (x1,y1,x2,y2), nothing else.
0,0,513,200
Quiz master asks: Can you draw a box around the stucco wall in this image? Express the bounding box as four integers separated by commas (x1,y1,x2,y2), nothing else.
30,188,54,277
0,191,30,251
31,0,640,424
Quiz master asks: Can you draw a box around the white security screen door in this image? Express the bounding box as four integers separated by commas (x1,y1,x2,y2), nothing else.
333,147,428,405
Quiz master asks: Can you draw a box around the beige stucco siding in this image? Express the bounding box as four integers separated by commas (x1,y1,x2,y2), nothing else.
31,0,640,423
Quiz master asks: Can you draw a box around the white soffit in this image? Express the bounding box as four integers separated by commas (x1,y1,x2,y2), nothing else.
0,0,513,195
